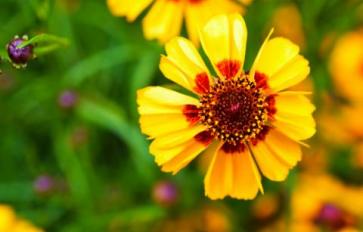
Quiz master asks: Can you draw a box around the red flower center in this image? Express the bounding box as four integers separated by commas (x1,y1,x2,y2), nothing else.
198,73,274,146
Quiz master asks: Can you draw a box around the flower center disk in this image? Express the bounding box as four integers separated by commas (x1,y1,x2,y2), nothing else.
199,75,268,145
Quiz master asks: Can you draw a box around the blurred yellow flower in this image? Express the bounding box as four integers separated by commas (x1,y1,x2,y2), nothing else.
271,3,306,49
291,174,363,232
137,14,315,199
0,204,43,232
319,102,363,145
107,0,242,45
329,29,363,103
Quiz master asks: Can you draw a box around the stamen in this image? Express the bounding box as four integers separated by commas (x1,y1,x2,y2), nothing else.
198,73,274,146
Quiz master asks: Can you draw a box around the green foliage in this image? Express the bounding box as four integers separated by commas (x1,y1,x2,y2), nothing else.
0,0,362,231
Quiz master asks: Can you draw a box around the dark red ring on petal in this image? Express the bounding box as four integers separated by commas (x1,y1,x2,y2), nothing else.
183,104,200,125
194,72,210,94
254,71,269,89
216,60,241,79
194,130,214,146
221,142,245,154
265,95,277,116
250,126,270,146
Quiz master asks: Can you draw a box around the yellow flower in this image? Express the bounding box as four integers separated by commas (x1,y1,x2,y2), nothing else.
319,102,363,145
107,0,242,45
137,14,315,200
0,204,43,232
291,174,363,232
329,29,363,103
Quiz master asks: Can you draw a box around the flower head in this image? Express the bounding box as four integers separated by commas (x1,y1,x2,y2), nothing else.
137,14,315,200
107,0,242,45
6,36,34,68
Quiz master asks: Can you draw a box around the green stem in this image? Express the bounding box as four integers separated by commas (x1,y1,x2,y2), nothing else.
19,33,69,48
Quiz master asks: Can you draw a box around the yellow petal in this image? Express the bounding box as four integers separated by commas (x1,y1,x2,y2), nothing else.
264,129,302,167
204,143,233,199
273,115,316,141
137,87,200,138
230,148,262,199
271,91,315,141
161,37,212,94
150,126,212,174
250,141,290,181
204,144,262,200
269,55,310,92
252,37,309,92
142,0,184,43
13,220,43,232
200,14,247,79
275,91,315,117
137,86,199,111
107,0,153,21
252,37,299,77
185,0,243,46
140,114,191,138
250,29,274,78
150,125,206,152
0,205,16,231
161,140,209,174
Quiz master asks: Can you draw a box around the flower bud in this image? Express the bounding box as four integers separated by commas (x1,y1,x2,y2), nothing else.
152,181,178,206
6,36,34,68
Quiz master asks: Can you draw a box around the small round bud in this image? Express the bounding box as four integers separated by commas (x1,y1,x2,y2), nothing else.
152,181,178,206
6,36,34,68
33,175,55,194
58,90,78,109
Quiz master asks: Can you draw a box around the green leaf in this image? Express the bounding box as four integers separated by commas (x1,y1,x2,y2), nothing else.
0,182,35,202
53,126,93,211
63,45,140,87
76,96,156,182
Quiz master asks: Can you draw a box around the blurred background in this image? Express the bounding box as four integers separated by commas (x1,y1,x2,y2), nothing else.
0,0,363,231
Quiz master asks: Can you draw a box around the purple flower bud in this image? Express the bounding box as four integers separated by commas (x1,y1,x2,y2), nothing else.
33,175,55,194
58,90,78,109
152,181,178,206
7,37,33,67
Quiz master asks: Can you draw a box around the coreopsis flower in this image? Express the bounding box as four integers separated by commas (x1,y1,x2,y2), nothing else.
0,204,43,232
329,29,363,102
291,174,363,232
137,14,315,199
107,0,242,45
